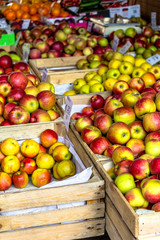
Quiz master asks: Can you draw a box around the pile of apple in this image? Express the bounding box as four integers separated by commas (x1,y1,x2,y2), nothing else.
73,69,160,210
68,52,160,96
0,129,76,190
18,21,110,59
0,57,60,125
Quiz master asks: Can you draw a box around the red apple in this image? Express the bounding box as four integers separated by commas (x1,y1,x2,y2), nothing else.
90,94,105,109
19,94,39,113
12,171,29,188
126,138,145,156
8,72,28,90
29,48,41,59
104,99,123,117
31,168,51,187
3,102,17,119
142,112,160,132
94,108,104,119
0,172,12,191
8,106,30,124
114,160,133,176
47,109,60,121
0,81,12,97
150,158,160,175
26,73,39,86
81,125,102,145
129,158,150,180
13,61,30,73
71,112,84,120
113,106,136,125
75,115,93,133
30,109,51,123
0,74,8,82
1,120,12,126
103,144,120,158
94,114,113,134
113,80,129,95
134,98,156,120
129,77,145,92
82,106,94,117
40,129,58,148
20,158,37,174
145,131,160,144
89,136,111,154
0,55,12,68
7,88,25,103
37,90,56,110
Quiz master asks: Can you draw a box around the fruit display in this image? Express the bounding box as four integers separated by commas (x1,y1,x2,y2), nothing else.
62,0,80,8
17,21,110,59
2,2,69,21
72,76,160,210
0,53,60,125
0,128,76,190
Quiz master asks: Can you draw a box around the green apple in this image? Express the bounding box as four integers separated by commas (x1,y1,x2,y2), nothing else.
147,45,157,52
90,83,104,93
73,78,86,91
123,55,135,65
111,52,123,61
108,59,122,69
118,74,131,82
88,80,100,86
84,71,97,82
79,84,90,94
132,67,146,78
115,173,136,194
143,49,153,59
89,61,101,69
134,58,146,67
119,61,134,75
136,47,146,55
149,66,160,79
106,69,121,79
145,140,160,157
91,74,102,83
97,66,108,76
114,29,125,39
125,27,137,38
140,62,152,72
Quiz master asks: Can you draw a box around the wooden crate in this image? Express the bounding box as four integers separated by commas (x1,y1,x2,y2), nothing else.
70,124,160,240
0,45,22,58
29,57,98,96
0,121,105,240
57,91,111,117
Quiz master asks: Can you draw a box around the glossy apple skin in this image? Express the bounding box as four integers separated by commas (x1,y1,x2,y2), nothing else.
0,172,12,191
94,114,113,134
112,146,134,164
150,158,160,175
30,109,51,123
89,136,111,155
37,90,56,110
31,168,51,187
8,106,30,125
113,106,136,125
142,179,160,203
114,160,133,176
8,72,28,90
71,112,84,120
75,116,93,133
81,125,102,145
134,98,156,120
126,138,145,156
40,129,58,148
129,121,147,140
20,158,37,175
82,106,94,117
12,171,29,188
3,103,17,119
143,112,160,132
129,158,150,180
7,88,25,103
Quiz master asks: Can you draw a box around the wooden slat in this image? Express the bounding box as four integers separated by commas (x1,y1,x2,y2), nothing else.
0,202,104,232
106,196,136,240
139,212,160,236
0,219,105,240
106,214,122,240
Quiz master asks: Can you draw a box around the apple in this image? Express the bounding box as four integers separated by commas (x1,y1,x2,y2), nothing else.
37,82,54,93
7,88,25,103
132,67,146,78
134,98,156,119
125,188,148,208
81,125,102,145
79,84,90,94
8,106,30,125
129,77,145,92
126,138,145,156
47,109,60,121
94,108,105,119
149,66,160,80
142,26,154,38
145,139,160,157
40,129,58,148
121,88,141,108
150,158,160,175
12,171,29,188
129,121,147,140
139,153,155,163
8,72,28,90
108,59,121,69
87,37,97,48
0,172,12,191
73,78,86,92
141,91,156,100
155,93,160,111
113,106,135,125
75,115,93,133
29,48,41,59
0,81,12,97
31,168,51,187
26,73,39,86
64,44,75,55
13,61,30,73
37,90,56,111
89,136,111,155
0,55,12,69
19,94,39,113
152,202,160,212
105,69,120,79
94,114,113,134
75,38,87,50
1,120,11,126
46,37,55,46
113,80,129,95
30,109,51,123
0,74,8,82
114,29,125,39
142,112,160,132
87,54,102,63
104,144,120,158
82,106,94,117
89,83,104,93
83,47,94,56
107,122,131,145
104,99,123,117
129,158,150,180
115,173,136,194
35,41,49,53
71,112,84,120
112,145,134,165
90,94,104,109
114,160,133,176
145,132,160,144
153,80,160,93
141,87,156,94
119,61,134,75
141,72,156,87
94,46,105,55
25,86,39,97
141,179,160,203
76,59,89,69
